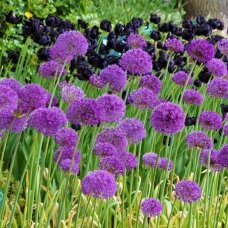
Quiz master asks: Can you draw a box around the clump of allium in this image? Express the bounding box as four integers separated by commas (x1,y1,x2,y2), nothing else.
55,128,78,148
0,78,21,93
49,31,88,63
126,33,147,49
165,37,184,52
158,157,173,171
81,170,117,199
199,111,222,131
183,89,204,106
217,38,228,56
67,98,104,126
59,158,80,175
54,146,80,163
217,144,228,168
151,102,185,134
93,142,117,157
89,74,106,89
139,74,162,94
119,48,152,75
172,71,193,86
141,198,163,217
28,107,67,136
207,78,228,98
115,151,138,170
186,131,213,149
99,64,127,92
175,180,202,203
118,118,146,144
142,152,158,167
206,58,227,77
186,39,215,63
98,94,125,123
128,88,158,109
38,61,66,78
200,149,223,171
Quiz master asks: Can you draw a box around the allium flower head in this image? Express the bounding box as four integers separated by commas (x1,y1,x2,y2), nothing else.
199,111,222,131
119,48,152,75
207,78,228,98
206,58,227,77
89,74,106,89
81,170,117,199
141,198,163,217
38,61,66,78
151,102,185,134
28,107,67,136
217,38,228,56
172,71,193,86
55,128,78,148
93,142,117,157
217,144,228,168
165,37,184,52
54,146,80,163
183,89,204,106
0,78,21,93
175,180,202,203
59,158,80,175
139,74,162,94
158,157,173,171
142,152,158,167
126,33,147,49
115,151,138,170
187,39,215,63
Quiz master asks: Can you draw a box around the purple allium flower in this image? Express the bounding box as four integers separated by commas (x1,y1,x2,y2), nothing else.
115,151,138,170
59,158,80,175
118,118,146,144
81,170,117,199
28,107,67,136
55,128,78,148
119,48,152,75
224,124,228,136
183,89,204,106
98,94,125,123
186,131,213,150
199,111,222,131
67,98,104,126
217,144,228,168
151,102,185,135
206,58,227,77
200,149,223,171
89,74,106,89
141,198,163,217
0,78,21,93
165,37,184,52
172,71,193,86
187,39,215,63
38,61,66,78
217,38,228,56
128,88,158,109
93,142,117,157
142,152,158,167
99,64,127,92
175,180,202,203
49,31,88,63
139,74,162,94
207,78,228,98
54,146,80,163
100,156,125,176
126,33,147,49
158,157,173,171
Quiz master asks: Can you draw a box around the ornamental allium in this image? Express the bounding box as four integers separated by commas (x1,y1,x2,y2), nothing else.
141,198,163,217
49,31,88,63
59,158,80,175
165,37,184,52
118,118,146,144
81,170,117,199
89,74,106,89
217,144,228,168
186,131,213,150
175,180,202,203
55,128,78,148
199,111,222,131
206,58,227,77
67,98,104,126
187,39,215,63
115,151,138,170
54,146,80,163
0,78,21,93
98,94,125,123
119,48,152,75
217,38,228,56
128,88,158,109
38,61,66,78
172,71,193,86
151,102,185,134
142,152,158,167
126,33,147,49
158,157,173,171
207,78,228,98
183,89,204,106
28,107,67,136
93,142,117,157
139,74,162,94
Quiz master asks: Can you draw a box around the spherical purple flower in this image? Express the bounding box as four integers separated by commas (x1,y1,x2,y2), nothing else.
199,111,222,131
118,118,146,144
142,152,158,167
139,74,162,94
175,180,202,203
28,107,67,136
224,124,228,136
81,170,117,199
151,102,185,135
206,58,227,77
186,131,213,150
54,146,80,163
119,48,152,75
0,78,21,93
59,158,80,175
49,31,88,63
141,198,163,217
217,144,228,168
158,157,173,171
217,38,228,56
98,94,125,123
67,98,104,126
183,89,204,106
172,71,193,86
38,61,66,78
126,33,147,49
99,64,127,92
187,39,215,63
93,142,117,157
207,78,228,98
115,151,138,170
89,74,106,89
165,37,184,52
128,88,158,109
55,128,78,148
